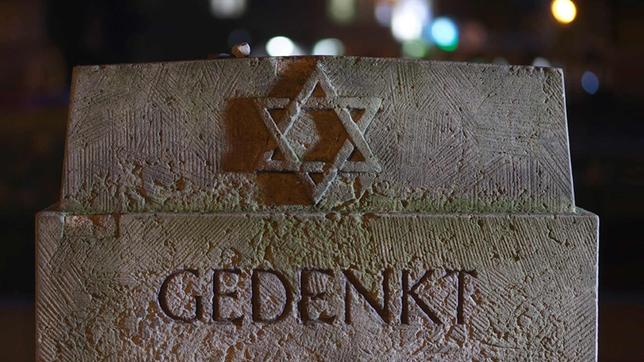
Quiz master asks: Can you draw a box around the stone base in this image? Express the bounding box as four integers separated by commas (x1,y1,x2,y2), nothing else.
36,211,597,361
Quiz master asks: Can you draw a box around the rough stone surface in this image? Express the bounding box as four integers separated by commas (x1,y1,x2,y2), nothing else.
36,211,597,361
61,57,573,213
36,57,598,361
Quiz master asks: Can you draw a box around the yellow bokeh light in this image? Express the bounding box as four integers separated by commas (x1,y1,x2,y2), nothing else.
551,0,577,24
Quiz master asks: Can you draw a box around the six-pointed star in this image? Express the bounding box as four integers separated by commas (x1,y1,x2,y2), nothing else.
255,66,382,204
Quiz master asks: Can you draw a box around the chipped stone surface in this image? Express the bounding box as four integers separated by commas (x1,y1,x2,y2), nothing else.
36,211,597,361
61,57,573,213
37,57,597,360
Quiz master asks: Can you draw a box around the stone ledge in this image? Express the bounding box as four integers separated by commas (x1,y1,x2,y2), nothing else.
36,211,597,360
61,57,574,213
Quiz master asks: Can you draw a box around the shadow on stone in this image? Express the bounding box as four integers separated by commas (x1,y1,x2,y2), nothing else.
221,60,324,206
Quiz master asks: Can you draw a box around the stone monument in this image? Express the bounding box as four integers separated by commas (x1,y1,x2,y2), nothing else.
36,57,598,360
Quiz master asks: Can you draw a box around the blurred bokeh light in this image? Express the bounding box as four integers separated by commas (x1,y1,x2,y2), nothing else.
328,0,357,24
391,0,431,41
551,0,577,24
427,17,459,52
581,70,600,95
210,0,247,19
313,38,345,56
266,36,296,56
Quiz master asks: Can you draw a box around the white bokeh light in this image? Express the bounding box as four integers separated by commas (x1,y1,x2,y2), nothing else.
209,0,246,19
391,0,431,42
312,38,345,56
532,57,551,67
266,36,296,56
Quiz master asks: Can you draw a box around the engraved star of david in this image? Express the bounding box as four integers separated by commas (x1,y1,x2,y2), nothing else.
255,65,382,204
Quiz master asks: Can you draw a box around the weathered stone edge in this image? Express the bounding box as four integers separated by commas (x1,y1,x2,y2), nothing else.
69,56,566,74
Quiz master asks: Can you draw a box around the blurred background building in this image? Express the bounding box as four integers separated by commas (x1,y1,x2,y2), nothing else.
1,0,643,360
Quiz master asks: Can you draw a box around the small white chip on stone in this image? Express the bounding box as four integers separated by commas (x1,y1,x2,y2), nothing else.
231,42,251,58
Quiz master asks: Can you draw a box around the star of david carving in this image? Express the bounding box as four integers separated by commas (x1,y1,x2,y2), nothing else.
255,65,382,204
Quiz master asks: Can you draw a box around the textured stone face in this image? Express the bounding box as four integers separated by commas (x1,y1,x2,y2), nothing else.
61,57,573,213
36,57,597,361
37,212,597,361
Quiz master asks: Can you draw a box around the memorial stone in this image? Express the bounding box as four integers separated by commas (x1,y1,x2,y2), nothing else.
36,57,598,361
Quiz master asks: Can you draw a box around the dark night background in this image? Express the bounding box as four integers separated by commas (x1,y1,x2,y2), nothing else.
1,0,643,360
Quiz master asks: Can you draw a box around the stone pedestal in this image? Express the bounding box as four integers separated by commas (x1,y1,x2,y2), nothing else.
36,57,598,360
